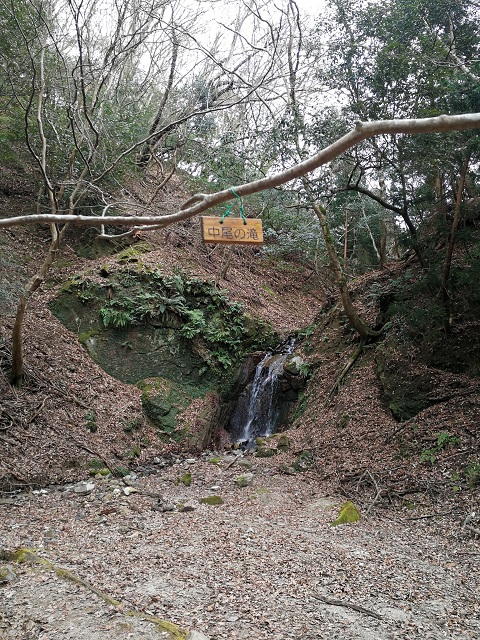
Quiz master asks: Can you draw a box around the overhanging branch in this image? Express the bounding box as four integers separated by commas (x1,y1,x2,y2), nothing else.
1,113,480,231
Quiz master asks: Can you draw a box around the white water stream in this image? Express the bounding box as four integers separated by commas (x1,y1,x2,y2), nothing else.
233,339,295,448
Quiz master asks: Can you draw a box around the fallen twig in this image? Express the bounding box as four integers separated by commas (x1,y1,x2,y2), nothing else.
27,395,49,423
225,455,241,470
311,593,383,620
408,510,456,520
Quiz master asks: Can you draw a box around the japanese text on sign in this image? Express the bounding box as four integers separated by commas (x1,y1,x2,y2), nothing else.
201,216,263,245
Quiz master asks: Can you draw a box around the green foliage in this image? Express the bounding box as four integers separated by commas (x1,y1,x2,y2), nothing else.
121,417,142,433
387,267,447,341
298,362,312,377
85,410,98,433
87,458,106,471
420,431,461,465
464,460,480,488
94,270,273,371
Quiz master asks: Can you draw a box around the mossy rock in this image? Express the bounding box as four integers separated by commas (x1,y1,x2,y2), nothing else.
276,434,291,451
0,565,16,583
180,473,192,487
89,467,111,477
234,472,254,487
139,377,193,439
254,447,277,458
199,495,224,506
50,269,277,386
330,501,361,526
242,313,279,350
292,450,314,471
117,242,152,264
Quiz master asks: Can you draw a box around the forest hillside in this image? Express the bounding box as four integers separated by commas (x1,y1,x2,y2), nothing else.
1,2,480,637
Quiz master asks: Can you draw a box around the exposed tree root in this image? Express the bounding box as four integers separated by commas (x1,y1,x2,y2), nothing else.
1,547,189,639
328,339,366,400
311,593,383,620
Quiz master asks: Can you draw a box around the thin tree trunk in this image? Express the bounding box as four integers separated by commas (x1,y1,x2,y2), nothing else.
10,224,68,386
380,219,387,269
343,209,349,270
313,203,382,339
441,157,469,331
138,35,179,167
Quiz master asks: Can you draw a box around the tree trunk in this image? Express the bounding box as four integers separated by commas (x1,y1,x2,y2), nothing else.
313,203,382,339
10,224,67,386
380,219,387,269
441,157,469,331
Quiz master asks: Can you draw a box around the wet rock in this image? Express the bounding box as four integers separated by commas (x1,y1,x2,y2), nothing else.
234,472,254,487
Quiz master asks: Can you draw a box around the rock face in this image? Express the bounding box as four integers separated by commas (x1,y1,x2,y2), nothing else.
50,267,277,449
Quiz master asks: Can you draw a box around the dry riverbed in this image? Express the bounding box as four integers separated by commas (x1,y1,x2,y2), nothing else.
1,455,479,640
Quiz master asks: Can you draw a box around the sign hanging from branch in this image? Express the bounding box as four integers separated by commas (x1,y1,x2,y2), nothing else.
201,187,263,245
201,216,263,245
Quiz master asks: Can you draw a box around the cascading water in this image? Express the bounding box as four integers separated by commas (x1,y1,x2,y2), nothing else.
230,338,296,448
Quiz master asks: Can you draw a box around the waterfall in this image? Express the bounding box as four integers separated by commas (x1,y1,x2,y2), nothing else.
230,339,295,448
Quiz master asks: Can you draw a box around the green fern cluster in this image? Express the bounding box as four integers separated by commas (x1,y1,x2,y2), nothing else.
96,271,262,371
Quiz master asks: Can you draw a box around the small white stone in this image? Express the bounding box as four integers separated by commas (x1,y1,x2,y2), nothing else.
187,632,211,640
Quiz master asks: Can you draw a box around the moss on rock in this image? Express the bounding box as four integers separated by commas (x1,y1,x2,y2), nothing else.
199,495,224,506
330,501,361,526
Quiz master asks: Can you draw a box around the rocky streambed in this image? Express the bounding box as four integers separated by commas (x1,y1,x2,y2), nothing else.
1,454,479,640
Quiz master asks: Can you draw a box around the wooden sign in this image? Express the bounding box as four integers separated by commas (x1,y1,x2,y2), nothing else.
201,216,263,245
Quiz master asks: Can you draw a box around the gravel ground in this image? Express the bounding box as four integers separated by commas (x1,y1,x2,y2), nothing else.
1,456,479,640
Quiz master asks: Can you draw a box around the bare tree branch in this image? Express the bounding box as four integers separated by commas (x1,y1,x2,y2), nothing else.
2,113,480,232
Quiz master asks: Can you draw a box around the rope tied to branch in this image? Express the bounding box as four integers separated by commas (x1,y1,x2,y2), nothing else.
220,188,247,225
